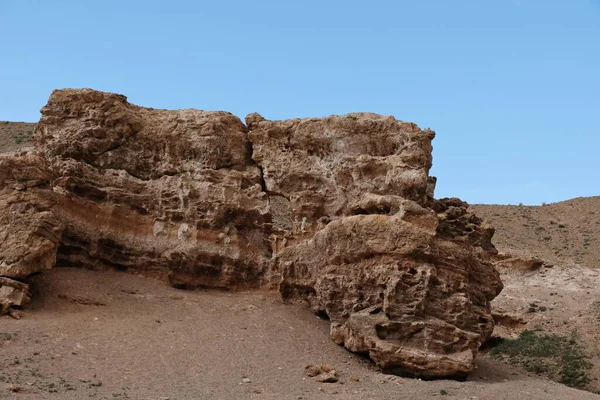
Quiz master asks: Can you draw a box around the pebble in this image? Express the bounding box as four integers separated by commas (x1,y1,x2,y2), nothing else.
316,371,338,383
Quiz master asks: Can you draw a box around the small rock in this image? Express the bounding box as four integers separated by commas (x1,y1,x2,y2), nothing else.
320,363,334,373
350,376,360,382
7,384,22,392
305,364,321,377
8,308,22,320
241,377,251,384
316,371,338,383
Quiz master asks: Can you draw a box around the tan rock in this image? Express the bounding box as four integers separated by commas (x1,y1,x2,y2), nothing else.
315,371,338,383
0,155,63,312
0,278,31,314
0,89,503,380
36,89,271,289
305,364,321,377
247,112,435,235
277,203,501,379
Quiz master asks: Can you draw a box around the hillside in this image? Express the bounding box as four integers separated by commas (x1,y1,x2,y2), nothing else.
471,199,600,393
471,197,600,268
0,121,36,155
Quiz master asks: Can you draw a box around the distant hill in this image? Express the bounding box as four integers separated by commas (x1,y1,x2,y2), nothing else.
471,197,600,269
0,121,36,155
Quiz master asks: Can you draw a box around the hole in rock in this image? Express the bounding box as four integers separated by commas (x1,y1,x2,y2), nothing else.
315,310,330,320
375,324,388,340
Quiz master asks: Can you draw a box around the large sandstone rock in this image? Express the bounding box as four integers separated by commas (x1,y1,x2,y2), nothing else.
247,112,434,237
0,88,503,379
36,89,271,288
0,155,63,312
277,200,501,378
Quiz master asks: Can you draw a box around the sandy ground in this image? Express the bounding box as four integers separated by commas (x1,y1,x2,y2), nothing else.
1,268,598,400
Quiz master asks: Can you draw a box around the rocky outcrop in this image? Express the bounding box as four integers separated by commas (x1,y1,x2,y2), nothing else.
277,200,501,378
247,112,434,236
37,89,271,288
0,88,503,379
0,155,63,313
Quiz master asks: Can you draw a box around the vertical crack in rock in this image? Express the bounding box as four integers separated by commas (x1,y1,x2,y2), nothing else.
257,165,268,194
0,89,503,379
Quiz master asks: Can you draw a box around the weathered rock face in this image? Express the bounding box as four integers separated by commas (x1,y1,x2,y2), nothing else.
0,88,503,379
247,112,434,237
276,198,501,378
0,155,63,313
37,89,271,289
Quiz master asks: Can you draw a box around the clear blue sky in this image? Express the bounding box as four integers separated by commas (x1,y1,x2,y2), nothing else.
1,1,598,205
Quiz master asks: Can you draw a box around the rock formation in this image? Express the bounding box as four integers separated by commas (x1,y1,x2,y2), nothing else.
0,88,503,379
0,155,63,314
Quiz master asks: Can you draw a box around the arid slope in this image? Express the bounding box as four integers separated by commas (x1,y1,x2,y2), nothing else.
0,121,36,155
471,199,600,393
471,198,600,268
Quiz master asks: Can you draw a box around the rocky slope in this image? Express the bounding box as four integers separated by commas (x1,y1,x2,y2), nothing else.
0,121,35,155
470,200,600,393
471,198,600,268
0,88,503,379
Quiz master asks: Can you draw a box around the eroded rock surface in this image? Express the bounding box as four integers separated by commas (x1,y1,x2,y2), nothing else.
0,156,63,312
0,88,503,379
277,199,501,378
37,89,271,289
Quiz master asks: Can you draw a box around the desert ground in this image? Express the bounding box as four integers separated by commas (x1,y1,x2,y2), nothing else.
2,267,597,400
1,122,599,399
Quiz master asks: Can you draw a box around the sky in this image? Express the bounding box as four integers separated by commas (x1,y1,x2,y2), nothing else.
1,1,598,205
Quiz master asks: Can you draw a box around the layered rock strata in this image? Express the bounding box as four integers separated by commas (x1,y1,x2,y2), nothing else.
0,89,503,378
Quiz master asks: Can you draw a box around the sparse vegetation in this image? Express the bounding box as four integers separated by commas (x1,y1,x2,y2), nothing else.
14,128,34,144
490,330,592,389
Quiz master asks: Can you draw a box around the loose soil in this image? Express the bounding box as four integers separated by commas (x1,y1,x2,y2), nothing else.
2,268,596,400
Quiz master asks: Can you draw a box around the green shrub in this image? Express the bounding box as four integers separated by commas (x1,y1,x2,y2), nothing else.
490,330,592,389
14,128,34,144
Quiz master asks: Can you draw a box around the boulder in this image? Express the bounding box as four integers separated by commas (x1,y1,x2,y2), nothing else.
0,89,503,379
276,199,501,378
